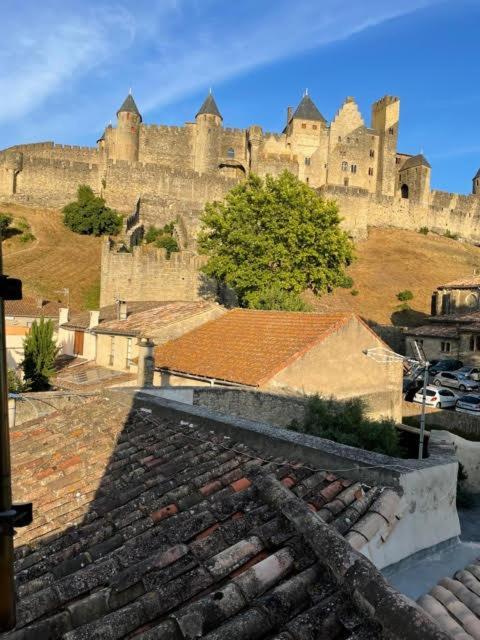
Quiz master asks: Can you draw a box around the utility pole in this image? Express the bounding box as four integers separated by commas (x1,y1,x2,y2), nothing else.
0,235,31,631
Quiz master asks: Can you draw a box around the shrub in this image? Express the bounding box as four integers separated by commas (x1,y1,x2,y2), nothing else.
247,284,312,311
418,226,429,235
288,395,403,458
0,213,12,237
19,231,35,243
339,275,354,289
144,222,179,258
16,217,30,232
22,318,59,391
63,185,121,236
397,290,413,302
444,229,459,240
7,369,27,393
350,289,359,297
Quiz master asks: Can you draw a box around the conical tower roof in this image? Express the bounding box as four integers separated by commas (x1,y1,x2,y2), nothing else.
117,93,142,121
196,92,222,120
474,168,480,180
292,93,325,122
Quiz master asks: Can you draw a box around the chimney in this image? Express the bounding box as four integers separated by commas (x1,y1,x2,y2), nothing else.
137,338,154,387
89,310,100,329
116,300,127,321
36,297,44,309
59,308,70,325
287,106,293,126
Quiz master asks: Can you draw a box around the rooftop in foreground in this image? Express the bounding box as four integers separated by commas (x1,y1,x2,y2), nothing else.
6,389,448,639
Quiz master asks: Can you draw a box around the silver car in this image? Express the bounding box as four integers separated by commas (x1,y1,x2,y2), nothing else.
456,366,480,381
433,371,480,392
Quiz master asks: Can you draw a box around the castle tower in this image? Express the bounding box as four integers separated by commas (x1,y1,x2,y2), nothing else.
194,92,223,173
371,96,400,196
247,125,263,173
398,154,431,205
473,169,480,195
114,93,142,162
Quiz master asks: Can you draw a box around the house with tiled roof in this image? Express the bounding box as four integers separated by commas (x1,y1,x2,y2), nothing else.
58,300,224,371
3,387,459,639
432,274,480,316
154,309,403,421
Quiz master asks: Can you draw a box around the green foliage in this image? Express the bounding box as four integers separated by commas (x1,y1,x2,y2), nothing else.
247,284,312,311
7,369,28,393
418,226,429,235
0,213,12,237
84,280,100,309
16,217,30,232
339,275,354,289
144,222,179,257
444,229,459,240
397,289,413,302
198,171,355,308
350,289,359,297
18,231,35,243
63,185,122,236
22,318,59,391
289,395,403,458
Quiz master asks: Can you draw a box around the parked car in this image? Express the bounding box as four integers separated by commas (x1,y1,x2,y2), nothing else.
413,385,458,409
456,366,480,381
433,371,480,392
456,394,480,415
428,359,463,377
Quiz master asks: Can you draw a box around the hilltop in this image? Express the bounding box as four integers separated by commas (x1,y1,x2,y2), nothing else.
1,204,101,310
308,228,480,325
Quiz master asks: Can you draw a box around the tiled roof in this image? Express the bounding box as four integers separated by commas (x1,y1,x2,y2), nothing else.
438,276,480,289
405,324,460,339
61,301,165,331
5,391,444,640
196,93,222,119
5,297,60,318
292,94,326,122
116,93,142,121
154,310,354,386
93,301,222,339
400,154,431,170
418,559,480,638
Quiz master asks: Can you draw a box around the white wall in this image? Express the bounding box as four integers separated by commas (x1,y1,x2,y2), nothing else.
430,430,480,493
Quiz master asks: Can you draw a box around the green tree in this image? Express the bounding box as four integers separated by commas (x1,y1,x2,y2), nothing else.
247,284,311,311
0,213,12,238
63,185,122,236
198,171,354,308
22,318,59,391
7,369,27,393
144,222,179,258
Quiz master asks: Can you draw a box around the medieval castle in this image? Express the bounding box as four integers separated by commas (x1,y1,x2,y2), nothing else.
2,90,480,305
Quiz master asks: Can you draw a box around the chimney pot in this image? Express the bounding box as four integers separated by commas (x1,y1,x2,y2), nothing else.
117,300,128,321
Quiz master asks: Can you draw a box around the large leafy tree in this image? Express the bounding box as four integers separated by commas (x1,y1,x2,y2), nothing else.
63,185,122,236
198,171,354,308
22,318,59,391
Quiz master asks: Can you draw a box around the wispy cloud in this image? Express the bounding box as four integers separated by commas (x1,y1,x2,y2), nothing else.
0,0,442,143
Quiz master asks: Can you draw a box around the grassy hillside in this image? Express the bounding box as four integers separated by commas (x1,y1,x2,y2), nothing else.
1,204,101,310
307,228,480,325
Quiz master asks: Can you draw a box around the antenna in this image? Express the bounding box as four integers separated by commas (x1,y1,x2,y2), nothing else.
129,87,132,95
304,88,309,96
209,87,212,95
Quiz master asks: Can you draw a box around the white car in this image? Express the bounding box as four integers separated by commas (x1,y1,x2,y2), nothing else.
456,366,480,381
456,395,480,415
413,386,458,409
432,371,480,392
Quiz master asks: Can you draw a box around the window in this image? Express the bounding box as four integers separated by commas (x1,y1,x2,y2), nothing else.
388,127,394,134
346,137,351,143
109,336,115,366
369,149,375,158
227,147,235,159
396,157,401,164
344,177,349,186
312,124,318,130
341,161,348,172
338,136,341,142
470,335,480,351
126,338,132,369
304,157,311,166
466,293,478,309
441,341,451,353
401,184,409,199
301,123,307,129
350,164,357,174
368,168,374,176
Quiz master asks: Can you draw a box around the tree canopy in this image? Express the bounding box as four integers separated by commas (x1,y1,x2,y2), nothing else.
22,318,59,391
63,185,122,236
198,171,354,308
0,213,12,238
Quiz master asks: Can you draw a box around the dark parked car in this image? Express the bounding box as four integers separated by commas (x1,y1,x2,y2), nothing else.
428,359,463,376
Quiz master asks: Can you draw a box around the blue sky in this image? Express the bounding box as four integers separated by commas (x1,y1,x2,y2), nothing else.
1,0,479,193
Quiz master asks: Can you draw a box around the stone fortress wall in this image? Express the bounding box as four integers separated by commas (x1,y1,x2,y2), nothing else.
3,89,480,303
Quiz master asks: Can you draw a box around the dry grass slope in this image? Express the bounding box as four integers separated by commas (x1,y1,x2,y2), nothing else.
1,204,101,310
307,228,480,326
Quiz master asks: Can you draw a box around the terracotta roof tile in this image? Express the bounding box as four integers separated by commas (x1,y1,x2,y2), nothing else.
438,275,480,289
5,297,60,318
154,309,354,386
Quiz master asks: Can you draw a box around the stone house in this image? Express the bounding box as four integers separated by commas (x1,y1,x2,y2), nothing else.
58,300,224,371
4,297,60,328
154,309,403,422
431,274,480,316
5,325,28,369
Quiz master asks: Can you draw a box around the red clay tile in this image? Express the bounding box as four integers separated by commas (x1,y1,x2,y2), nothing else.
231,512,244,521
151,503,179,523
281,476,296,488
230,478,251,493
194,522,221,541
200,480,222,496
37,468,56,480
320,480,344,502
58,456,82,471
229,551,269,578
307,503,318,512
